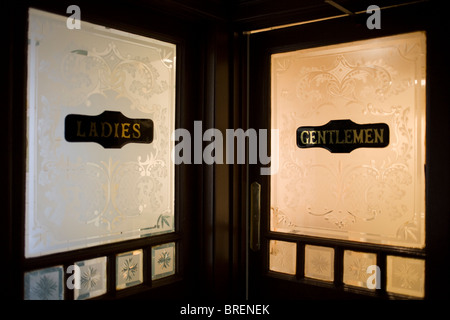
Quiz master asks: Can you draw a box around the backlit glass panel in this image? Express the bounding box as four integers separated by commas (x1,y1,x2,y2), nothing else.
269,240,297,275
270,32,426,248
26,9,176,257
387,255,425,298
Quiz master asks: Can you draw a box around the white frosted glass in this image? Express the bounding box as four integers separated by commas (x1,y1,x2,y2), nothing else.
74,256,107,300
152,242,176,280
26,9,176,257
271,32,426,248
116,249,144,290
24,266,64,300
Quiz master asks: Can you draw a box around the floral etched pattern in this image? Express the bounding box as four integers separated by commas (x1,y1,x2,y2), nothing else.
152,243,175,280
343,250,377,288
158,251,172,269
75,257,107,300
387,256,425,298
24,266,64,300
26,9,175,257
269,240,297,275
304,245,334,281
271,32,426,248
116,250,143,290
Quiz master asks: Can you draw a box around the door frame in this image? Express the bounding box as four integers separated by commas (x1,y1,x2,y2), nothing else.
242,0,450,300
4,0,216,301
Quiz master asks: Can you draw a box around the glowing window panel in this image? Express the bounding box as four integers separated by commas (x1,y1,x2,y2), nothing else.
269,240,297,275
271,32,426,248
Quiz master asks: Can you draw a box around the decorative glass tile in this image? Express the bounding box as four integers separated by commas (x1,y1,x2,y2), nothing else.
270,32,426,248
24,266,64,300
387,255,425,298
26,8,176,257
152,242,175,280
343,250,377,289
269,240,297,275
74,257,107,300
304,245,334,282
116,249,143,290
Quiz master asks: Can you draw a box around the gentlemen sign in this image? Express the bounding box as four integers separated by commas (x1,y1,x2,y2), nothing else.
296,119,389,153
65,111,153,148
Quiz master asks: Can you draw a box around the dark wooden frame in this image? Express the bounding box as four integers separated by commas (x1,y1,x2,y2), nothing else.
5,0,449,303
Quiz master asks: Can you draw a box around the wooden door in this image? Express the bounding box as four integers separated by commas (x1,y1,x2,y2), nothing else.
246,1,450,301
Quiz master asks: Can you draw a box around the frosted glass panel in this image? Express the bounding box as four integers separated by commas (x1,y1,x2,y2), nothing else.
24,266,64,300
26,9,176,257
304,245,334,281
387,256,425,298
271,32,426,248
269,240,297,275
74,256,107,300
152,242,176,280
116,249,144,290
343,250,377,289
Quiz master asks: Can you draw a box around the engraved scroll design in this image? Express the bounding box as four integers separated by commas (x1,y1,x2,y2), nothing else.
28,12,175,255
37,153,170,230
272,53,420,241
59,42,173,111
274,55,409,117
273,105,414,232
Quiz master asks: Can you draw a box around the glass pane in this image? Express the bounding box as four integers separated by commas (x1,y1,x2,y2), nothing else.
269,240,297,275
152,242,176,280
24,266,64,300
74,256,107,300
116,249,144,290
386,255,425,298
26,9,176,257
271,32,426,248
343,250,377,289
304,245,334,281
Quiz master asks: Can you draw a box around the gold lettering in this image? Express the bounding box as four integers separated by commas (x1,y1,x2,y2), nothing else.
101,122,113,138
132,123,141,139
344,129,352,144
121,123,131,138
374,128,384,143
336,130,344,144
310,131,317,144
327,130,334,144
353,129,364,143
89,121,98,137
76,121,86,137
365,129,373,143
114,123,120,138
318,131,326,144
301,131,309,144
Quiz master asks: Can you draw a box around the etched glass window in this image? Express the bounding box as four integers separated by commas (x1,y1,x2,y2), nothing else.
269,240,297,275
270,32,426,248
26,9,176,257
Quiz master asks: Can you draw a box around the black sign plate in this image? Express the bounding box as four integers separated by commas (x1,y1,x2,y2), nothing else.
296,119,389,153
65,111,153,149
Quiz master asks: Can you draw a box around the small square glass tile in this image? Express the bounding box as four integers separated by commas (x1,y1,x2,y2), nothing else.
387,255,425,298
269,240,297,275
304,245,334,282
24,266,64,300
152,242,175,280
116,249,143,290
343,250,377,289
74,256,107,300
